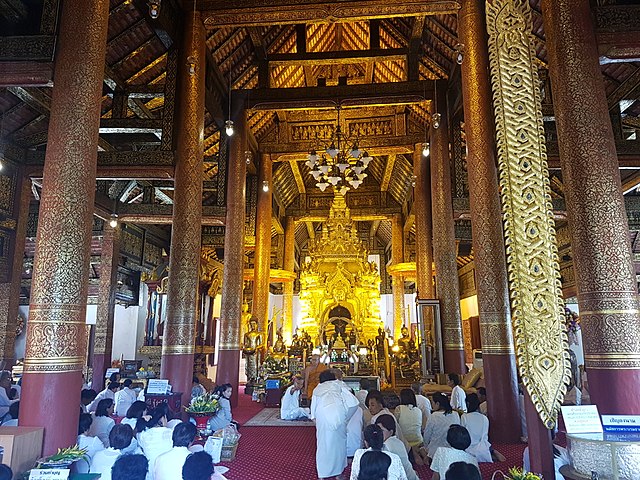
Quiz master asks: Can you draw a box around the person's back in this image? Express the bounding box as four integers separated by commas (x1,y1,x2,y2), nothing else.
358,450,392,480
111,454,148,480
182,451,228,480
91,424,136,480
154,422,197,480
430,425,479,480
0,464,12,480
444,461,481,480
461,403,491,463
350,424,407,480
395,404,422,446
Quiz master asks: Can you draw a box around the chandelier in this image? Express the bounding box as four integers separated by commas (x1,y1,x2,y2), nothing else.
305,107,373,194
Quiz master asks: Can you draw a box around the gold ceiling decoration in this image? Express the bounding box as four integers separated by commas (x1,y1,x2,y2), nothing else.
298,193,382,343
486,0,571,429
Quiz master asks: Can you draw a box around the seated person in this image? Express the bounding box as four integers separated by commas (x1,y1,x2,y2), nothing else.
89,398,116,447
424,393,461,459
358,450,392,480
114,379,137,417
111,454,148,480
81,389,97,414
280,374,310,420
0,401,19,426
461,394,492,463
448,374,467,413
154,422,198,480
182,451,229,480
77,413,104,473
366,390,406,448
121,400,148,433
192,376,206,399
350,424,407,480
91,424,139,480
208,384,238,432
0,465,12,480
137,403,173,473
445,461,481,480
430,425,479,480
375,414,418,480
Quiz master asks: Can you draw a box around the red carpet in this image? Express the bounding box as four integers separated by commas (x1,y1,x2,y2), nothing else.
221,388,526,479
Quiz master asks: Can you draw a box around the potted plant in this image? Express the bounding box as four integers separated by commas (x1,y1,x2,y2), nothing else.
185,392,221,436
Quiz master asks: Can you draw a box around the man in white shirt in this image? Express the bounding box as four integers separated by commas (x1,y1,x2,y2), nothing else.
281,374,310,420
448,373,467,413
153,422,197,480
88,382,119,412
90,423,139,480
355,378,370,407
114,379,137,416
411,382,432,431
477,387,488,415
0,371,19,419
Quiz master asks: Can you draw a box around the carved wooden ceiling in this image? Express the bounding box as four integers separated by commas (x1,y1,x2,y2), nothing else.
2,0,640,257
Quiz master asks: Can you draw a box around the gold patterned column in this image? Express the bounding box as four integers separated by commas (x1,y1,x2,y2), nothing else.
91,223,121,392
160,10,205,403
0,174,30,366
18,0,109,456
430,81,465,374
216,113,247,407
542,0,640,414
459,0,521,442
391,214,405,340
253,153,272,339
283,216,296,343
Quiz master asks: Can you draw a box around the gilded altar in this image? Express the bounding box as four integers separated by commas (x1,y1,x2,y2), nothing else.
298,194,383,346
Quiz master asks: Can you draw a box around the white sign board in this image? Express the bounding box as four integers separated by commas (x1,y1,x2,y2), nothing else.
602,415,640,432
146,379,169,395
105,367,120,379
561,405,603,434
29,469,70,480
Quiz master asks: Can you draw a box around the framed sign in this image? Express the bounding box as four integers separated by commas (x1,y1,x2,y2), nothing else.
147,379,170,395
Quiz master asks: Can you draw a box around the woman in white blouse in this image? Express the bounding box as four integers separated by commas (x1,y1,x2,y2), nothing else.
88,399,116,448
375,414,419,480
461,393,492,463
76,413,104,473
395,389,428,465
137,403,173,479
350,424,407,480
423,393,461,459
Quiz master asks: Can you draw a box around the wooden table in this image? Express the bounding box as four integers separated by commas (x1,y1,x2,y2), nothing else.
0,426,44,477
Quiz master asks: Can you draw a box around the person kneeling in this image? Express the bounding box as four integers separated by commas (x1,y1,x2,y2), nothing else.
281,374,311,421
430,425,479,480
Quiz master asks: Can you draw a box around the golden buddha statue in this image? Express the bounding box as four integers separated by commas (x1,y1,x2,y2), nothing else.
242,316,264,384
272,331,288,361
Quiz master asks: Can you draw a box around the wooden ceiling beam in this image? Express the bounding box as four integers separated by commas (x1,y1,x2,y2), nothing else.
201,0,460,28
380,154,397,191
268,48,407,67
244,79,434,110
608,67,640,111
0,61,53,87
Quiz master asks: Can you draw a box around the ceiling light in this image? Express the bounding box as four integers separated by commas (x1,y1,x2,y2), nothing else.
148,1,161,19
432,112,441,130
455,43,464,65
225,120,234,137
262,180,269,192
422,143,430,157
109,214,119,229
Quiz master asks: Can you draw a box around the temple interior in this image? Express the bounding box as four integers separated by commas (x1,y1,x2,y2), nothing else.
1,0,640,478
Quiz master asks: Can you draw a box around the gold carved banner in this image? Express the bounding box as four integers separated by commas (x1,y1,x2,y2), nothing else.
486,0,571,429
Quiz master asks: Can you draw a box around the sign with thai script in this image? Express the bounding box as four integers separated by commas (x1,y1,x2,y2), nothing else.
602,415,640,432
561,405,603,434
29,469,70,480
146,379,170,395
105,367,120,379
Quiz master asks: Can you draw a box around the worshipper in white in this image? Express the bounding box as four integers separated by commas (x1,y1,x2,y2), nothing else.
0,402,19,426
0,371,19,420
411,383,431,432
121,400,148,433
76,413,104,473
88,382,119,412
430,425,479,480
423,393,461,459
111,454,149,480
461,394,492,463
443,461,482,480
395,389,428,465
357,451,393,480
153,422,197,480
191,375,206,399
350,424,407,480
356,378,371,407
90,424,140,480
81,389,97,414
182,451,229,480
311,369,359,479
448,373,467,413
137,403,173,479
366,390,407,448
476,387,488,416
115,379,138,417
208,384,238,432
280,374,311,420
89,399,116,447
375,414,418,480
347,401,364,457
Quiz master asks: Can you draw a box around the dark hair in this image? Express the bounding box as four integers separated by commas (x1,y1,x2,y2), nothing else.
363,424,385,450
359,378,370,390
139,402,170,431
358,450,391,480
95,398,114,417
192,376,200,384
111,454,148,480
445,461,481,480
365,390,383,408
448,373,461,386
374,414,396,436
81,389,97,401
109,372,120,382
410,382,422,395
477,387,486,397
213,383,233,397
399,388,417,407
182,451,215,480
172,422,197,447
8,401,19,419
433,392,453,415
0,464,13,480
447,425,471,450
123,379,133,388
107,381,119,391
466,393,480,413
381,391,400,409
319,370,336,383
109,424,134,450
79,413,93,435
126,401,147,419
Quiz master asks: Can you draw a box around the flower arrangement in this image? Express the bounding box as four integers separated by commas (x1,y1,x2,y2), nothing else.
185,392,221,414
565,308,580,334
505,468,542,480
37,445,89,469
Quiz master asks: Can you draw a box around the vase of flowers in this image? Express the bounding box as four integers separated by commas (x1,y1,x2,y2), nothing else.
491,468,542,480
36,445,89,469
185,393,221,436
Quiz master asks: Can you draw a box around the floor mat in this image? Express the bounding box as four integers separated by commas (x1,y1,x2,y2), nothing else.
243,407,315,427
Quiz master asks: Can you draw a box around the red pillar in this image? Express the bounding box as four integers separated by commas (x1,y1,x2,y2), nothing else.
216,113,247,408
459,0,521,442
160,11,206,404
18,0,109,455
542,0,640,415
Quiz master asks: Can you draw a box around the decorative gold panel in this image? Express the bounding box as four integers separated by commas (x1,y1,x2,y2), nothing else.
486,0,571,429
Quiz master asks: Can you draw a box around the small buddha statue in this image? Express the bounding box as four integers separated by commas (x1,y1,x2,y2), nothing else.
272,332,287,361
